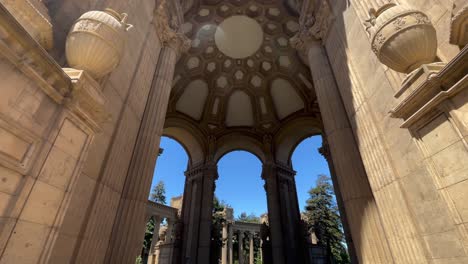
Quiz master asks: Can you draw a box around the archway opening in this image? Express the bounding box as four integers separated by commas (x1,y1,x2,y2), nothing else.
291,135,351,263
214,150,266,264
138,136,189,264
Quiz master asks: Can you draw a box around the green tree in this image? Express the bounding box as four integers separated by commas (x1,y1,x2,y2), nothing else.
150,180,167,204
211,196,227,263
138,180,167,263
304,175,350,264
237,212,260,223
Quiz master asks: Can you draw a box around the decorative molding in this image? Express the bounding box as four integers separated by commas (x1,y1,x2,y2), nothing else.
290,0,333,51
0,113,41,174
0,5,71,103
154,0,191,54
391,46,468,128
185,161,218,180
63,68,109,133
1,0,53,50
146,200,178,220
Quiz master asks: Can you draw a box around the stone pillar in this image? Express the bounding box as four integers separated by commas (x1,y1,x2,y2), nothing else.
259,240,263,263
222,222,228,264
262,162,306,264
249,233,254,264
238,231,244,264
166,218,174,243
228,223,233,264
290,35,393,262
319,140,358,263
148,216,163,264
262,164,285,264
105,31,189,262
181,163,218,264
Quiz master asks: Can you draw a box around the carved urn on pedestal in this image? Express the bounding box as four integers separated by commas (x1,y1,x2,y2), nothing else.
65,8,133,78
370,3,437,74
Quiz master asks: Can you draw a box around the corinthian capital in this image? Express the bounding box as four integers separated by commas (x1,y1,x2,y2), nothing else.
154,0,191,54
290,0,333,52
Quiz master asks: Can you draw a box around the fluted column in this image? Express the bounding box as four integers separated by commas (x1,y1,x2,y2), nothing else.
104,19,190,261
181,162,218,264
262,162,307,264
291,33,394,263
262,164,285,264
228,223,233,264
222,222,228,264
148,216,162,264
319,140,358,263
238,231,244,264
249,233,254,264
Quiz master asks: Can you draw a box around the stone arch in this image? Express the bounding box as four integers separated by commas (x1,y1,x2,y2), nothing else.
214,133,266,164
163,118,206,166
274,117,323,166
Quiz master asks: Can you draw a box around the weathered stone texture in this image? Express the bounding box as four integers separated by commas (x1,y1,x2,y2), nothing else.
326,1,468,263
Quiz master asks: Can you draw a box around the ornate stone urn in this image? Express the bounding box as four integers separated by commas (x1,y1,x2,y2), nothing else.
370,4,437,73
65,8,133,78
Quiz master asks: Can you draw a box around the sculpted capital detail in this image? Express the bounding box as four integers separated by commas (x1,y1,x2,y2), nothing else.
290,0,333,51
154,0,191,54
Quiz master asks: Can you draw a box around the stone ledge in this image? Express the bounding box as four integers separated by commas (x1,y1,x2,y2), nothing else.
0,4,71,103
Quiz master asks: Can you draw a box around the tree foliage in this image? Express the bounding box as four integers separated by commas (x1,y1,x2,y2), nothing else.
236,212,260,223
304,175,350,264
150,180,167,204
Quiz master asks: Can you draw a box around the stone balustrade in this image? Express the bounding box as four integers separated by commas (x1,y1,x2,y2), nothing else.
146,201,179,264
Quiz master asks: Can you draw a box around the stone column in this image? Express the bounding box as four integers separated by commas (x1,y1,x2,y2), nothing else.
238,231,244,264
104,29,189,262
249,233,254,264
259,239,263,263
262,164,285,264
262,162,307,264
291,35,393,262
319,140,358,263
222,222,228,264
228,223,233,264
166,218,174,243
181,162,218,264
148,216,162,264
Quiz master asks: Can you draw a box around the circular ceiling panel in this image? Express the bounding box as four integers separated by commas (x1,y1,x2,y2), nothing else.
215,15,264,59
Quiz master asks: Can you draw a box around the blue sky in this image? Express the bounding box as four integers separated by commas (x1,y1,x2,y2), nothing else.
150,136,329,217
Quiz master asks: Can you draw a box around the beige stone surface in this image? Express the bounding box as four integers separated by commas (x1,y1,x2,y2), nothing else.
0,0,467,263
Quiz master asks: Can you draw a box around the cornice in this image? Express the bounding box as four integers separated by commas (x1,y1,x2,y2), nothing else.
0,4,71,103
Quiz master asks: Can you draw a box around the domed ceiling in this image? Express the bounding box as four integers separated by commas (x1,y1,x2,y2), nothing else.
167,0,319,137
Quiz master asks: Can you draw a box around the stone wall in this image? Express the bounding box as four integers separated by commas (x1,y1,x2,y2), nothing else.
53,0,163,262
326,0,468,263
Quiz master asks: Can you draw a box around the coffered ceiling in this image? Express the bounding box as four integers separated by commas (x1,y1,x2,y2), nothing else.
167,0,319,137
